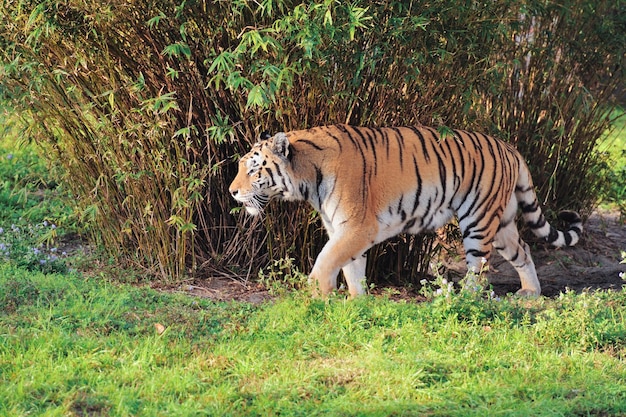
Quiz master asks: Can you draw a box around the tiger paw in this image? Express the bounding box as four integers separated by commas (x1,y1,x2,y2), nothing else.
516,288,540,297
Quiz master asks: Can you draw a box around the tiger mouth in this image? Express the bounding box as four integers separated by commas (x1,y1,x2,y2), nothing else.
243,204,262,216
241,196,268,216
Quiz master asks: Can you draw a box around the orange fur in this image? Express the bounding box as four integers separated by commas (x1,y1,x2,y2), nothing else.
230,125,582,297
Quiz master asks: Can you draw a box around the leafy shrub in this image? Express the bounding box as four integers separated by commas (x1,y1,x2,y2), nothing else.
0,0,623,283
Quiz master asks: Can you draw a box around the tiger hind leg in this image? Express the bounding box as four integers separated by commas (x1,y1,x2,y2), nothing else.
461,237,493,291
459,215,498,291
493,221,540,296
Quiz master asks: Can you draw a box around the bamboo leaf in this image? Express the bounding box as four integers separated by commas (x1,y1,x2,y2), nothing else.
162,43,191,59
147,11,167,29
246,85,267,109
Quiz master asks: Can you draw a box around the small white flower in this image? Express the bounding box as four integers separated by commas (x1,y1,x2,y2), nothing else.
481,257,487,264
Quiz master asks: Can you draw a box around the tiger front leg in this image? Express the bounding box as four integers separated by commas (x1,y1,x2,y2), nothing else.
341,254,368,298
309,227,375,298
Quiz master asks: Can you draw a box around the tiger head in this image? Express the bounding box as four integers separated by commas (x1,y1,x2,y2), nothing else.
229,132,292,216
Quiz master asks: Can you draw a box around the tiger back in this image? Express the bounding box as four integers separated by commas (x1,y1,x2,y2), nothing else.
229,124,582,297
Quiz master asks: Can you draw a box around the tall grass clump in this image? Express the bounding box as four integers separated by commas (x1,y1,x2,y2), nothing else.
0,0,623,284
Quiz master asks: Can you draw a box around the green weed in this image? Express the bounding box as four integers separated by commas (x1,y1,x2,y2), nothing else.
258,257,309,296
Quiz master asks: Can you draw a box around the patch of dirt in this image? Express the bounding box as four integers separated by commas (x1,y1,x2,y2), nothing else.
177,275,274,304
182,209,626,302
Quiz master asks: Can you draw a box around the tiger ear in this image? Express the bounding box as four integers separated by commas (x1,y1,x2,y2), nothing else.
260,131,272,140
270,132,290,159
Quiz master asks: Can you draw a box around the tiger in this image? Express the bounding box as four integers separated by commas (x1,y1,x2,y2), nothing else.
229,125,583,298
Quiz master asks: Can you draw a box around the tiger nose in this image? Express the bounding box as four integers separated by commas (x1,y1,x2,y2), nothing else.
229,186,238,198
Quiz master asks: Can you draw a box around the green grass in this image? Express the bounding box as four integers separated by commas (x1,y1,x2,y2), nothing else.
598,107,626,214
602,107,626,167
1,268,626,416
0,114,76,274
0,119,71,226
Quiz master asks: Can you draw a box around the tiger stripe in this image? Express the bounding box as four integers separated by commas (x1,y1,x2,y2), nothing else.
229,124,583,297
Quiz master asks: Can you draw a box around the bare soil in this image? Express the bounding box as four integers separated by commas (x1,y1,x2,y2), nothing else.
180,209,626,302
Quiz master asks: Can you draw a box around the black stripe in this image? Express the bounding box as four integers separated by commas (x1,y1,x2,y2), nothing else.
352,127,369,150
325,128,344,152
365,129,379,176
264,167,277,186
331,194,342,223
520,201,539,213
462,221,492,239
298,139,324,151
569,226,582,235
403,218,416,232
436,150,447,208
563,231,573,246
459,145,496,221
365,128,377,151
480,133,500,205
408,127,430,163
461,132,486,216
391,127,405,171
528,216,547,229
337,125,359,149
382,129,391,160
341,126,369,203
466,249,489,258
412,155,423,215
466,130,482,150
315,165,323,193
546,227,559,242
449,131,466,197
440,136,459,195
422,198,436,230
397,195,404,214
300,184,310,201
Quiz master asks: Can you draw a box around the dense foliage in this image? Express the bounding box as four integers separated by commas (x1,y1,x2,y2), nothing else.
0,0,623,282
